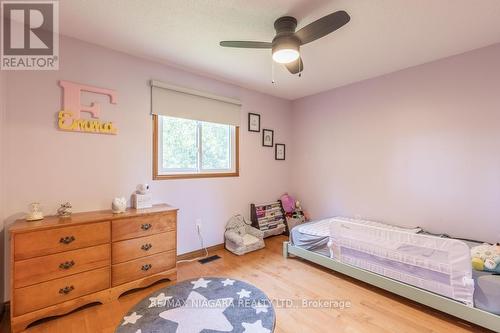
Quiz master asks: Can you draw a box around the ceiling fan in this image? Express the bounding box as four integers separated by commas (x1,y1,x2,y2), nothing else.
219,10,350,75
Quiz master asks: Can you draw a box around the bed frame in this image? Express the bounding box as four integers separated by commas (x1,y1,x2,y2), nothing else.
283,241,500,332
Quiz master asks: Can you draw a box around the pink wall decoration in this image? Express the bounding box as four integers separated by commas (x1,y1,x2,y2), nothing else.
58,80,118,134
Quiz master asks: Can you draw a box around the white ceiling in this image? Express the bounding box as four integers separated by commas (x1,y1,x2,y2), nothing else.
60,0,500,100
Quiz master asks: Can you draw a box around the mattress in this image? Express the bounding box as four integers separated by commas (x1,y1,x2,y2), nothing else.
290,219,331,257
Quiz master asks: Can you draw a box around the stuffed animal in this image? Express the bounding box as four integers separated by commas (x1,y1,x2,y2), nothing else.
280,193,296,213
471,243,500,273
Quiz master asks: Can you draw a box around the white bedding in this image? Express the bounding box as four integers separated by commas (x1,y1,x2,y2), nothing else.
296,218,331,237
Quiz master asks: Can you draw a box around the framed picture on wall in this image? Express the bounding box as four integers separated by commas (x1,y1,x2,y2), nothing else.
262,129,274,147
248,113,261,132
275,143,285,160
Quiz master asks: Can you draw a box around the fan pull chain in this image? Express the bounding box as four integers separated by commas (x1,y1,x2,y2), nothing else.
271,61,276,85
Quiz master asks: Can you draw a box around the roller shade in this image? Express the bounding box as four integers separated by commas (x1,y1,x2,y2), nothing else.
151,80,241,126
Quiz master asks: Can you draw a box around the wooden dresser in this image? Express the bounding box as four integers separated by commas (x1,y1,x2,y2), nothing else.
9,204,177,333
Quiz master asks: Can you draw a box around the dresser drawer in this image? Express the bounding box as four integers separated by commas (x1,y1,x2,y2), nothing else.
14,222,110,260
14,244,110,288
112,231,175,264
13,267,110,316
112,213,175,242
112,251,176,286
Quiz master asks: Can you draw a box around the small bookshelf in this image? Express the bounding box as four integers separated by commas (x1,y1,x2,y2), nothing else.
250,201,286,238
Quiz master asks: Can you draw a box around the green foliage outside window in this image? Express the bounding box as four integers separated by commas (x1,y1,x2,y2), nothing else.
161,116,232,172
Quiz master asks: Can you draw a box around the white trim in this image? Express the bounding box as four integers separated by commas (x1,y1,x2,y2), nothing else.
150,80,242,106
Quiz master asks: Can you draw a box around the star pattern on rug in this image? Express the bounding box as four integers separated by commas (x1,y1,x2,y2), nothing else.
122,312,142,326
237,288,252,299
115,278,275,333
148,292,173,308
191,277,212,289
221,278,235,286
252,301,269,314
242,320,271,333
159,291,233,333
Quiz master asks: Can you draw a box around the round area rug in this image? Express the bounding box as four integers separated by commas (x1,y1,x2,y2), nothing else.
116,277,276,333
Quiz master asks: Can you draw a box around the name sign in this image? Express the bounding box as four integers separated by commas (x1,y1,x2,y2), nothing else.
58,80,118,134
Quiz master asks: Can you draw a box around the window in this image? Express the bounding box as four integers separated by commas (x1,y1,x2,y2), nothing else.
153,115,239,179
150,80,241,179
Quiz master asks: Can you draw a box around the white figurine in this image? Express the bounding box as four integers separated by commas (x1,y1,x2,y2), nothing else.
26,202,44,221
57,202,72,218
112,197,127,214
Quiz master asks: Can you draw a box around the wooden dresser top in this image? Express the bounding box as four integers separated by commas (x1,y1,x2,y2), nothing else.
9,204,178,234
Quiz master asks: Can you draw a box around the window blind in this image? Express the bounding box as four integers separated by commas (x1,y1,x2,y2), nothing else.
151,80,241,126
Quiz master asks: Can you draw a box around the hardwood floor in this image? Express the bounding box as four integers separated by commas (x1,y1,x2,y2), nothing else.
0,236,493,333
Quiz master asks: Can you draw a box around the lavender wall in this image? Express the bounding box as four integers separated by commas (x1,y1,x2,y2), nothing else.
291,44,500,243
2,37,292,299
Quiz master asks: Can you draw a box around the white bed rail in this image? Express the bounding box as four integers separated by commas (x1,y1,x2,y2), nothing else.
329,220,474,306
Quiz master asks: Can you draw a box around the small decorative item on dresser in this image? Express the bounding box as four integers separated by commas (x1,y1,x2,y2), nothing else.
112,197,127,214
248,112,260,132
26,202,44,221
57,202,72,218
132,184,153,209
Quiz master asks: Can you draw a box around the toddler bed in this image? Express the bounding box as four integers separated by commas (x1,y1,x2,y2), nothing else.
285,217,500,331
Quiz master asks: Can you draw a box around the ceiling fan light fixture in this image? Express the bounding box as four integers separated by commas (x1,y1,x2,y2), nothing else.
272,37,300,64
272,48,299,64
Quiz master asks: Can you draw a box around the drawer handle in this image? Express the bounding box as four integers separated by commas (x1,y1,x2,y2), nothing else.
141,264,152,271
141,223,152,231
59,260,75,270
59,285,74,295
59,236,75,244
141,243,153,251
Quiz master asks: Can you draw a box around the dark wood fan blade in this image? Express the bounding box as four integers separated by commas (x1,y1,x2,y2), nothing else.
285,57,304,74
219,41,272,49
295,10,350,45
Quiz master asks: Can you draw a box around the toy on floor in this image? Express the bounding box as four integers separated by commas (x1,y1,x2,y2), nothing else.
280,193,310,235
280,193,296,213
471,243,500,273
225,214,265,255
